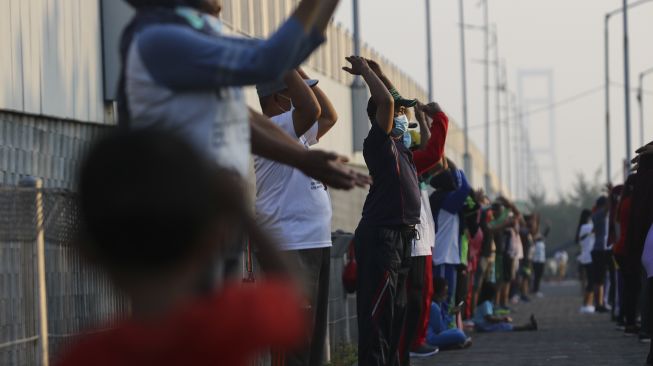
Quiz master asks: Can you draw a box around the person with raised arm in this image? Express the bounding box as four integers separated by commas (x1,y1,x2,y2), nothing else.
254,68,338,366
118,0,369,190
344,55,422,366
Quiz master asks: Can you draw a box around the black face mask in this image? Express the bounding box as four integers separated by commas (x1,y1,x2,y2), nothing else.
430,169,456,191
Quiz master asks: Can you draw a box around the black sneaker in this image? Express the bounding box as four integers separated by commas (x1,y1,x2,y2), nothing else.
639,333,651,343
462,336,473,349
595,305,610,313
624,325,640,337
409,344,439,358
530,314,539,331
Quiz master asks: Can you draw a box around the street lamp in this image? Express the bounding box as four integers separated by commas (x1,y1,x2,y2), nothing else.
638,67,653,146
459,0,472,182
464,20,500,194
622,0,633,172
603,0,652,183
426,0,434,101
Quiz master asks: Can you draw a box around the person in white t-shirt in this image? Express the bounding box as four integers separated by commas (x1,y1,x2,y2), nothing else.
576,209,596,313
255,68,337,366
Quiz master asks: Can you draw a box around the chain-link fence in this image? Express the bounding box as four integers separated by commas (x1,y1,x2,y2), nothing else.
0,181,358,366
327,232,358,361
0,181,128,366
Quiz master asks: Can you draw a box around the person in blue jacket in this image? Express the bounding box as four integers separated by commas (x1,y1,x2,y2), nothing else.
430,159,471,307
427,277,472,350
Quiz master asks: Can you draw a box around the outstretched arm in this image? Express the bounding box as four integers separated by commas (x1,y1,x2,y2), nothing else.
249,108,371,189
292,0,341,34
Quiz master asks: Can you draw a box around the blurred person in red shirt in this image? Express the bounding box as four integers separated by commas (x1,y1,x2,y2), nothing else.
57,130,307,366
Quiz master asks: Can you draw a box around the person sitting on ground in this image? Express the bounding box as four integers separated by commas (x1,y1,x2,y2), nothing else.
576,209,596,314
473,281,538,333
57,130,307,366
426,277,472,350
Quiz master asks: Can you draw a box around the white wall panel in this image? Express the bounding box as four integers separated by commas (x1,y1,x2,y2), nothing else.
0,1,14,110
85,0,105,123
0,0,106,123
20,0,44,114
42,0,66,117
9,0,24,111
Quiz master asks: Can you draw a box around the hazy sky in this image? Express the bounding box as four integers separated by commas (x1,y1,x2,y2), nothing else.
334,0,653,200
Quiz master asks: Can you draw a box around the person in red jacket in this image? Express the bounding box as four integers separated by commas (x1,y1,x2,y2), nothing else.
412,102,450,176
57,130,307,366
409,101,450,353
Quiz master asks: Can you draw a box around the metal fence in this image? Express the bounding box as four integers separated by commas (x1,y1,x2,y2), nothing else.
0,182,358,366
0,181,128,366
326,232,358,362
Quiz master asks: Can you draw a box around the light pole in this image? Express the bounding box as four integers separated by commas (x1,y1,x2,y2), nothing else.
493,26,502,193
464,17,496,194
426,0,434,101
603,0,653,183
351,0,369,152
483,0,491,196
459,0,472,181
622,0,633,171
638,67,653,146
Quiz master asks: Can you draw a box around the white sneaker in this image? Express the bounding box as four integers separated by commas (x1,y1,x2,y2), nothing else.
579,305,595,314
535,292,544,298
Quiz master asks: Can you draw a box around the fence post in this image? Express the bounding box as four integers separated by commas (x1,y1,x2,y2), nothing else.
34,179,49,366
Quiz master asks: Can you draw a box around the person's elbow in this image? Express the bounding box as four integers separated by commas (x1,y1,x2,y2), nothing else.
308,103,322,122
321,109,338,128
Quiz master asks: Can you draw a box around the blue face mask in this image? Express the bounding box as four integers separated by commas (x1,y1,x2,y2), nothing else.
402,131,412,148
392,114,408,137
205,14,223,34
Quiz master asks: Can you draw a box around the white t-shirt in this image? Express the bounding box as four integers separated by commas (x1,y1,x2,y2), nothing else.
507,227,524,260
433,210,461,265
254,111,332,251
413,188,435,257
533,240,546,263
577,223,594,265
642,223,653,278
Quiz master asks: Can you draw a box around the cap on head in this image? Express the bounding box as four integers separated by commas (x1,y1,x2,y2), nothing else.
389,88,417,108
256,78,319,99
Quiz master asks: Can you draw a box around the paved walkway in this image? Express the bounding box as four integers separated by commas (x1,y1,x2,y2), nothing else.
414,281,650,366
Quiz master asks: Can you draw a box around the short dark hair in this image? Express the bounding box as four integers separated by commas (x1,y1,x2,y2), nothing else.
478,281,497,305
78,129,243,274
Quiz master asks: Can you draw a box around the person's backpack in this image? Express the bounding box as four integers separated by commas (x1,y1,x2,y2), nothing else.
342,239,357,294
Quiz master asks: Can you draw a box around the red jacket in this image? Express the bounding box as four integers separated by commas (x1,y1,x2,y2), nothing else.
412,111,449,175
56,279,306,366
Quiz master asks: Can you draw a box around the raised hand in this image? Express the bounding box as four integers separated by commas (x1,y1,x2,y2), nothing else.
421,102,442,116
298,149,372,189
364,58,383,76
342,56,370,76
